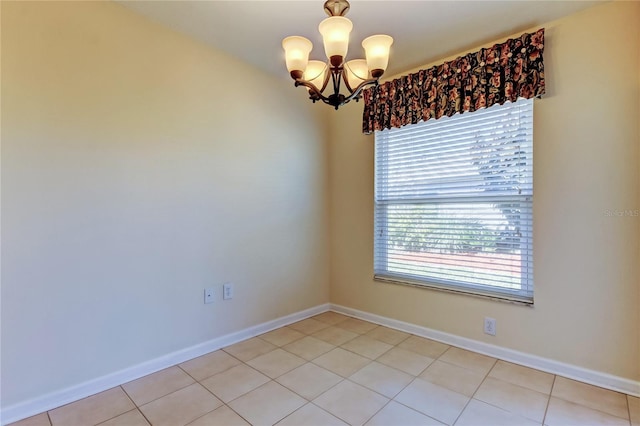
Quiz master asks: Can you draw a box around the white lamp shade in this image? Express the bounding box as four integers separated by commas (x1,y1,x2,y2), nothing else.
318,16,353,60
362,34,393,72
282,36,313,73
345,59,369,88
304,60,327,88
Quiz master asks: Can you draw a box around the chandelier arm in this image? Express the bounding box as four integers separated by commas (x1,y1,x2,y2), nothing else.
294,79,331,103
330,67,342,96
319,65,331,93
341,78,380,103
342,67,355,94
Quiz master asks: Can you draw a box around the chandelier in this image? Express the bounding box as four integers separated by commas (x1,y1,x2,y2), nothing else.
282,0,393,110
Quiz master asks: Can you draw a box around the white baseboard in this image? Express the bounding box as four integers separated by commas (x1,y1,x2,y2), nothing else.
331,304,640,398
1,303,331,425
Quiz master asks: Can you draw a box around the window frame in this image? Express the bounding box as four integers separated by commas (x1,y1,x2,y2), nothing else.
373,99,534,304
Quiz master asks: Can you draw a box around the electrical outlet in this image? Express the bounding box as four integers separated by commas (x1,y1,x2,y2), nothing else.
484,317,496,336
204,288,214,304
223,283,234,300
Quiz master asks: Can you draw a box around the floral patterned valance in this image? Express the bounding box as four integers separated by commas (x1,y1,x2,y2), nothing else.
362,28,545,134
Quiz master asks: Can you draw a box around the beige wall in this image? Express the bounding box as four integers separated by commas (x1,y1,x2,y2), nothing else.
1,1,329,407
329,1,640,381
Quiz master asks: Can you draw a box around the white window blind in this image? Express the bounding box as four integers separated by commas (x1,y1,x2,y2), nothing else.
374,99,533,303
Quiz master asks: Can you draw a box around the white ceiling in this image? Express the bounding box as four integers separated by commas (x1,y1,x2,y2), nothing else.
119,0,602,79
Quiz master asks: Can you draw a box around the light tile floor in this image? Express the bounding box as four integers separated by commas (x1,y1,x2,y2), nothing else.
11,311,639,426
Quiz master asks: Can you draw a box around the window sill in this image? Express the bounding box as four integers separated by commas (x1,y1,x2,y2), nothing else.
373,274,534,306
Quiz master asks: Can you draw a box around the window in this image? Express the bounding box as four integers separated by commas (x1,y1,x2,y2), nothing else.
374,99,533,303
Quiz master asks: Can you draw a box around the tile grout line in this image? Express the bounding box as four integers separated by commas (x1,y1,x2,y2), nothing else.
135,406,153,426
224,403,253,426
122,368,194,409
308,400,350,425
347,356,421,398
191,374,232,425
310,328,359,347
460,358,559,425
387,382,448,425
176,364,200,383
360,398,393,425
300,378,349,423
450,357,497,425
548,378,632,421
262,327,307,347
273,368,335,403
542,375,557,426
95,387,145,426
479,363,555,397
271,404,300,425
